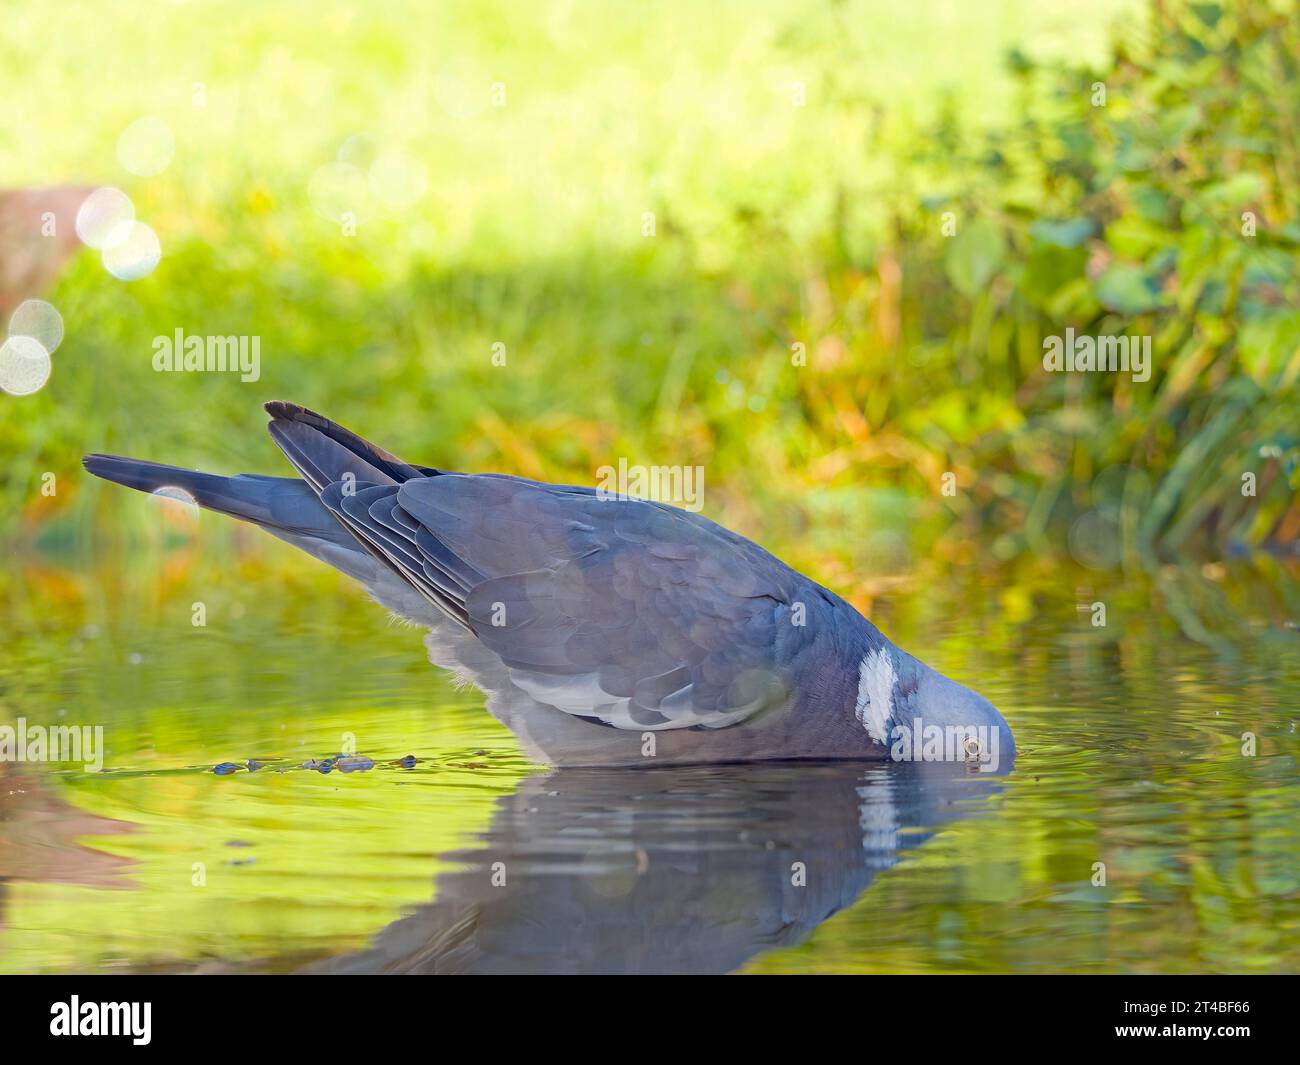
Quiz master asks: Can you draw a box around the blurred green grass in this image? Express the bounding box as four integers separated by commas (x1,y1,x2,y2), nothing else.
3,0,1296,584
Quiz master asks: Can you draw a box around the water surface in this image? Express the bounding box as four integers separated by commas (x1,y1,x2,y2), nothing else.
2,539,1297,974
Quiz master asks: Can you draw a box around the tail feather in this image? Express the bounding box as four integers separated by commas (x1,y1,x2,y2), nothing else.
81,453,348,543
81,412,448,621
261,402,469,629
263,401,428,489
82,404,455,623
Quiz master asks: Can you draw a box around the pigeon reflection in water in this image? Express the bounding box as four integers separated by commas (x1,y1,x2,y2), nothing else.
305,760,1008,975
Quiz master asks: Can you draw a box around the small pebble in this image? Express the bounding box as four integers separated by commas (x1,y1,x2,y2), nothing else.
213,762,240,776
399,754,417,769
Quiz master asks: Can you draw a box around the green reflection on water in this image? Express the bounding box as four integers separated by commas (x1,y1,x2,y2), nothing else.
1,536,1297,974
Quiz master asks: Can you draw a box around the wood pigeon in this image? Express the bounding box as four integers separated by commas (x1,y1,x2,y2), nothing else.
84,402,1014,768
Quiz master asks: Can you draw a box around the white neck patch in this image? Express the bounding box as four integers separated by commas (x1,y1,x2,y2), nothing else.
854,647,897,743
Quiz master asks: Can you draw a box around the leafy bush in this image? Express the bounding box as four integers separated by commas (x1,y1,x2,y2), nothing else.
777,0,1299,565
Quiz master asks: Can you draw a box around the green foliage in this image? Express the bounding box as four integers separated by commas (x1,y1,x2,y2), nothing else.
1,0,1295,578
857,0,1300,560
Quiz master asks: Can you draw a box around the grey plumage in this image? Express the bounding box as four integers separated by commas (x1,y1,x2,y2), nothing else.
83,401,1015,768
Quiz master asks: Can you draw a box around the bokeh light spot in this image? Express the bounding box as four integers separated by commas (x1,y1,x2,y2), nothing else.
7,299,64,354
150,485,200,524
1068,509,1123,571
117,116,176,177
75,187,135,249
101,221,161,281
0,335,53,396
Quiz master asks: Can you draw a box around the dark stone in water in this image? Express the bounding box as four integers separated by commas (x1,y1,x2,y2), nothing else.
246,760,264,772
399,755,417,769
213,762,240,775
336,755,375,773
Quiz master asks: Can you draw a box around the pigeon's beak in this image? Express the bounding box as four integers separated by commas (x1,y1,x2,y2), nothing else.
968,690,1016,772
907,665,1016,773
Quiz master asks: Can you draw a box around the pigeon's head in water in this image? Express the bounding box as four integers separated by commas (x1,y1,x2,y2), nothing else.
854,642,1015,773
